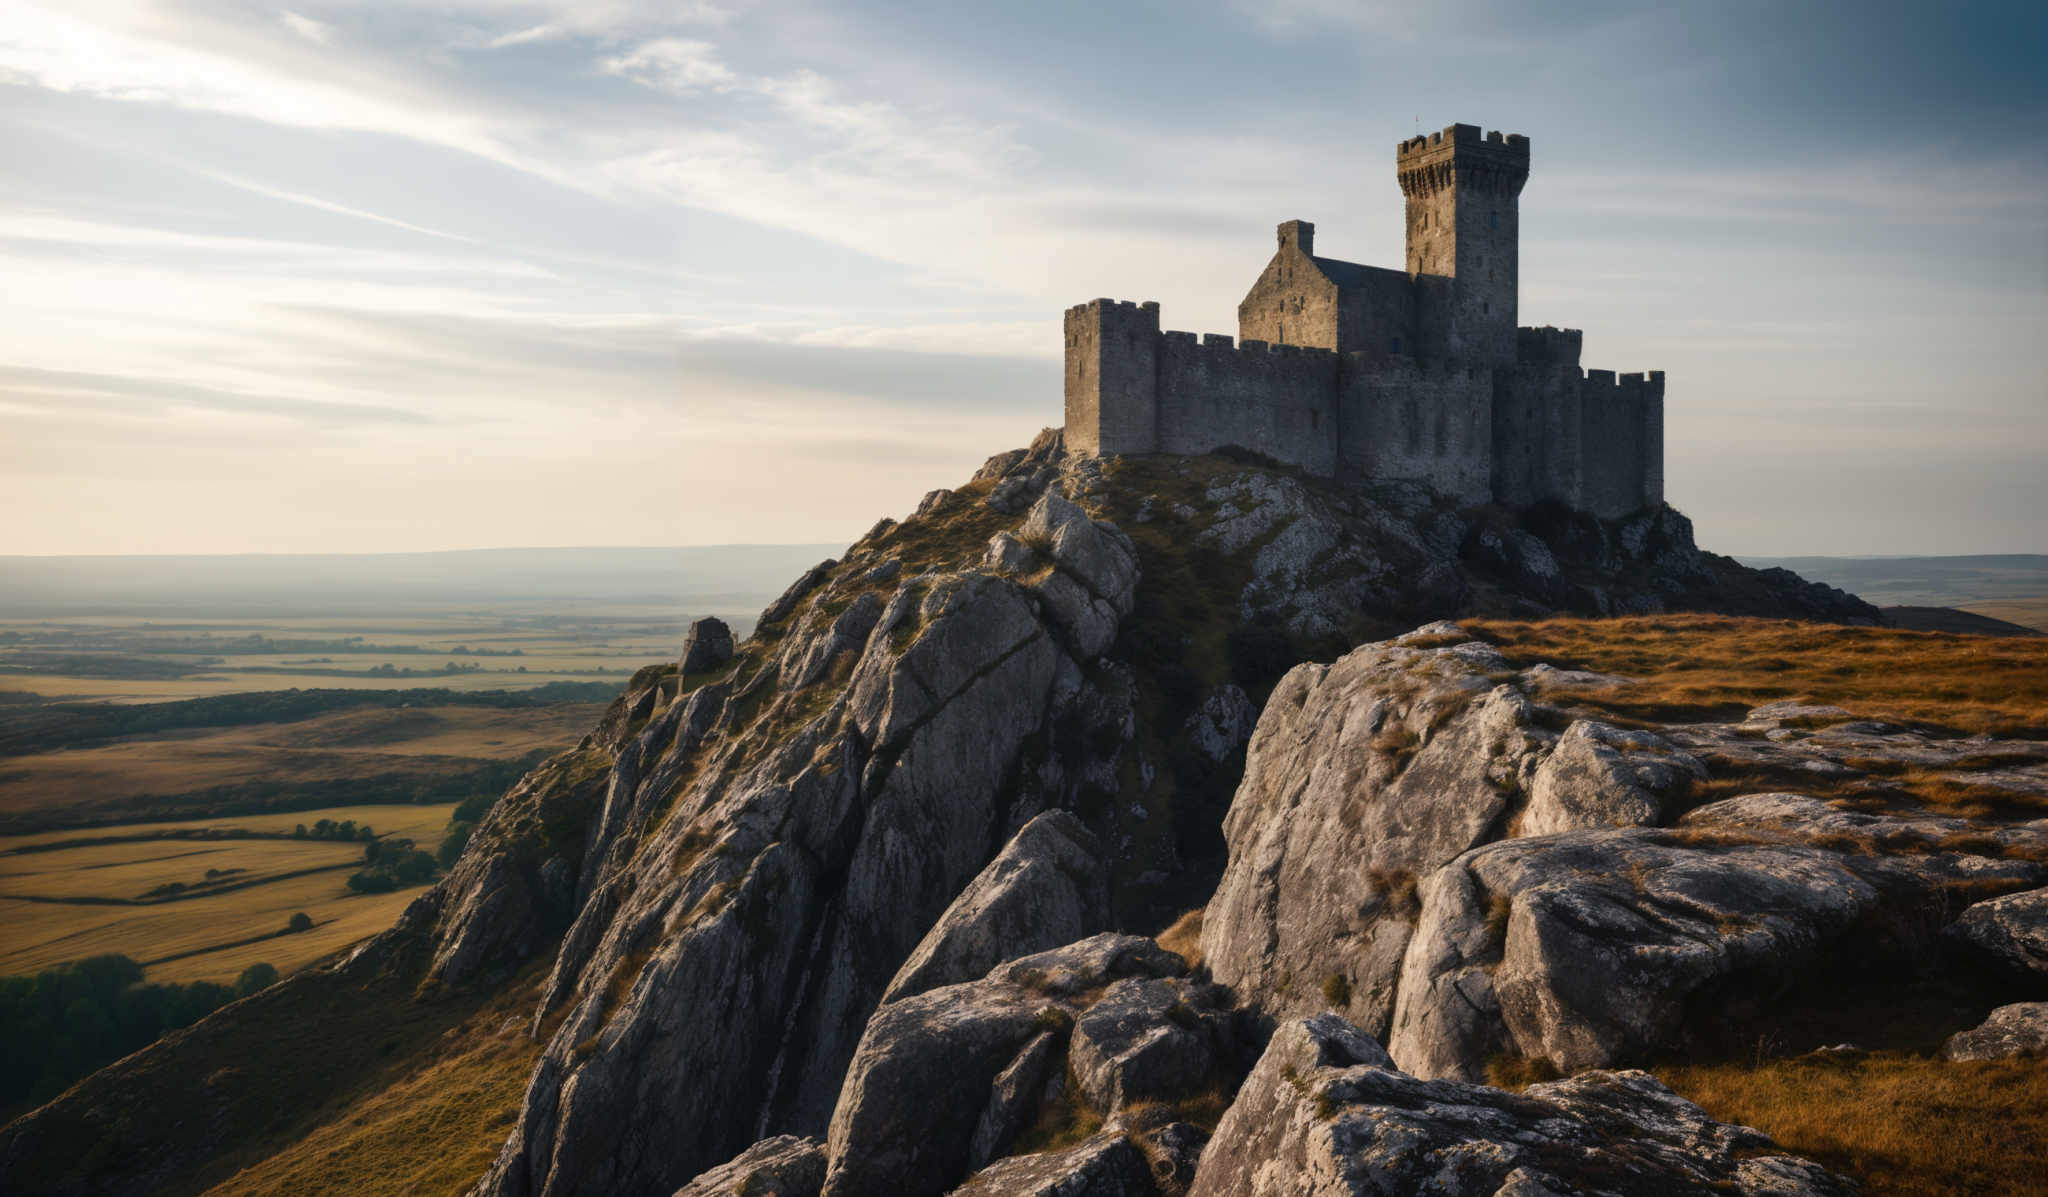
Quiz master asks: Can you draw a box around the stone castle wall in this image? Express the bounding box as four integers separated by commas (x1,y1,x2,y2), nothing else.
1155,330,1341,476
1064,300,1663,518
1339,357,1493,503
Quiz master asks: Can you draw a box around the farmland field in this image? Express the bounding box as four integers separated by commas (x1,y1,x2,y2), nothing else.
0,702,604,830
0,804,457,983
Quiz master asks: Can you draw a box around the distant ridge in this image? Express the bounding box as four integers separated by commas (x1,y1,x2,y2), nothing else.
1879,606,2043,637
0,545,846,617
1739,554,2048,617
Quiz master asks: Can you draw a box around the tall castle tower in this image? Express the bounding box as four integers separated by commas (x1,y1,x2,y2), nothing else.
1399,124,1529,366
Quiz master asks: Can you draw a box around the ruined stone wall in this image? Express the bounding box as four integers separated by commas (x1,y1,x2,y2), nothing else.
1156,332,1342,476
1337,357,1493,504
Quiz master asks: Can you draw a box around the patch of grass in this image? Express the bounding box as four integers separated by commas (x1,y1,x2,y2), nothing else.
1128,1086,1233,1132
1483,894,1514,945
196,970,546,1197
1485,1053,1561,1089
1365,867,1419,917
1320,972,1352,1009
1659,1053,2048,1197
1466,615,2048,738
1154,907,1204,971
1011,1065,1105,1155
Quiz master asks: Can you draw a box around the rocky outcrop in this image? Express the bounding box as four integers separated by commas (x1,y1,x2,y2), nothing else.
1199,631,1549,1039
821,934,1233,1197
1519,719,1705,836
952,1134,1155,1196
1945,887,2048,982
1189,1014,1855,1197
1941,1001,2048,1061
1389,807,2038,1078
471,461,1145,1197
1204,627,2048,1083
1133,466,1876,640
881,811,1109,1005
673,1135,825,1196
680,617,736,674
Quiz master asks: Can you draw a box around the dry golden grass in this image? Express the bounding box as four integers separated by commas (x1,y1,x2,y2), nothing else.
197,990,542,1197
0,838,357,901
1468,615,2048,738
0,805,454,982
0,670,613,703
1155,907,1204,971
1659,1053,2048,1197
1960,599,2048,635
1,802,463,851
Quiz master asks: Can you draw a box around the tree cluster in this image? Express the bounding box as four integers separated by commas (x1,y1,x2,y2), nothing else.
0,955,278,1116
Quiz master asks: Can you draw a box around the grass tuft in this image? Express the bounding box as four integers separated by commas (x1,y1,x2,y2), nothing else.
1661,1053,2048,1197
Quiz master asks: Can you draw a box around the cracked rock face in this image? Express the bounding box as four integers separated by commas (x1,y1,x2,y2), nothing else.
821,934,1230,1197
879,810,1110,1006
1200,634,1551,1040
1189,1015,1856,1197
469,452,1146,1197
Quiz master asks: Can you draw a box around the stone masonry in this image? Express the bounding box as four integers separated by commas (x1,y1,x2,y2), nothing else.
1063,122,1664,519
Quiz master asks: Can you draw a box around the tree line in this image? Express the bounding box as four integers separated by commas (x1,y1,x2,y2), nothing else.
0,955,280,1117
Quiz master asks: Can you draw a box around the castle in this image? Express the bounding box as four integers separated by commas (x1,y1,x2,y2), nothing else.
1063,123,1663,519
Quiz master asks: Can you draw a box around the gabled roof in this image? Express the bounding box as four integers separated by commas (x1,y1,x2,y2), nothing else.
1311,256,1408,292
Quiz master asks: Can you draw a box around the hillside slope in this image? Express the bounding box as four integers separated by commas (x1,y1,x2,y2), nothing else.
2,433,1928,1197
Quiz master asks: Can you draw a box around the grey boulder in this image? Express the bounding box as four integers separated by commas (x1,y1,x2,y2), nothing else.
673,1135,825,1196
881,810,1110,1005
1201,634,1546,1039
1189,1014,1854,1197
1519,719,1705,836
824,935,1209,1197
1945,886,2048,982
1068,977,1226,1115
1941,1001,2048,1061
951,1133,1154,1196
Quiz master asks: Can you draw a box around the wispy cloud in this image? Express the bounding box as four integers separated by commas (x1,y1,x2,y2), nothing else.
279,11,333,45
0,364,433,426
600,38,735,93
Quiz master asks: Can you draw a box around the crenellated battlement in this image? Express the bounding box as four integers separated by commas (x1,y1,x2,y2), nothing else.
1396,124,1530,158
1397,123,1530,197
1517,325,1583,366
1065,118,1664,519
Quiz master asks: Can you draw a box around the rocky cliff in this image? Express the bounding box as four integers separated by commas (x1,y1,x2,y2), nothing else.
12,433,2033,1197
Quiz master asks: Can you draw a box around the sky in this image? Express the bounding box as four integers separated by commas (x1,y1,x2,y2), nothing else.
1,0,2043,557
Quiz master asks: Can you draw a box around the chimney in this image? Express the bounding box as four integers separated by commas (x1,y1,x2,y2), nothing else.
1277,219,1315,256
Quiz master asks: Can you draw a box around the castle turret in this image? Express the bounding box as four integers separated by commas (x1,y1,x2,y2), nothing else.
1064,299,1160,456
1399,124,1529,366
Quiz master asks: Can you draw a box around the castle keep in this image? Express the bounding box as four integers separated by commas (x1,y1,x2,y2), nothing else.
1064,123,1663,519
